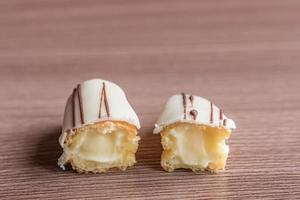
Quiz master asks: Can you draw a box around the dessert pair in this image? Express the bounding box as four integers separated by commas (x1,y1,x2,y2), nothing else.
58,79,236,173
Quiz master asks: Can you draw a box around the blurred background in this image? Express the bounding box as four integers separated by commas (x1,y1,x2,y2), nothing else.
1,0,300,199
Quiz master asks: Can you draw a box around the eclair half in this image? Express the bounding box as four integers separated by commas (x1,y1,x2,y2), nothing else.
154,94,236,173
58,79,140,173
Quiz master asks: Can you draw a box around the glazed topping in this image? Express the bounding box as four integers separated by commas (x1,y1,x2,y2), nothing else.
59,79,140,147
153,94,236,134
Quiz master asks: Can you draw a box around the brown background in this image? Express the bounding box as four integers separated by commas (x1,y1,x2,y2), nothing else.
1,0,300,199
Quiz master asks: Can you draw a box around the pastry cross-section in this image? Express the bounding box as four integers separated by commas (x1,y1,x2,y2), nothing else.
58,79,140,173
154,93,236,172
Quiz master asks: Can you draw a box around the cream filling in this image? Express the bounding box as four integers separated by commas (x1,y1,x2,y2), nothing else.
66,128,125,163
162,123,230,170
171,130,229,166
78,131,123,162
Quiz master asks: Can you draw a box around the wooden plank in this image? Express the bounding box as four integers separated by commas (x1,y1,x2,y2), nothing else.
0,0,300,199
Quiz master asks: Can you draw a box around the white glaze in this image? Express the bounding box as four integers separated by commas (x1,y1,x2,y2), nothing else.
59,79,140,147
153,94,236,134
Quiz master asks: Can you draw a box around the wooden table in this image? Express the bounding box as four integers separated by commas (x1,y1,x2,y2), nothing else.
1,0,300,199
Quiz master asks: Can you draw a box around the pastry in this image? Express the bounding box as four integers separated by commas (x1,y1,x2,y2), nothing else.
153,93,236,172
58,79,140,173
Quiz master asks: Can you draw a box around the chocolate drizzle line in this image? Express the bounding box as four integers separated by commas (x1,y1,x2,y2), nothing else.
103,82,110,117
77,84,85,124
71,88,76,127
223,119,227,126
99,82,110,118
190,109,198,120
189,95,194,107
210,102,214,124
181,93,187,119
219,109,223,126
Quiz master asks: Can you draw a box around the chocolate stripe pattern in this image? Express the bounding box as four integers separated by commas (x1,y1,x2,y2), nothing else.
219,109,223,126
181,93,187,119
77,84,85,124
223,119,227,126
189,109,198,120
210,102,214,124
189,95,194,107
99,82,110,118
188,95,198,120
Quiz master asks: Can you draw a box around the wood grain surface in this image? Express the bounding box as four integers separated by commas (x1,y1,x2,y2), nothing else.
1,0,300,199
